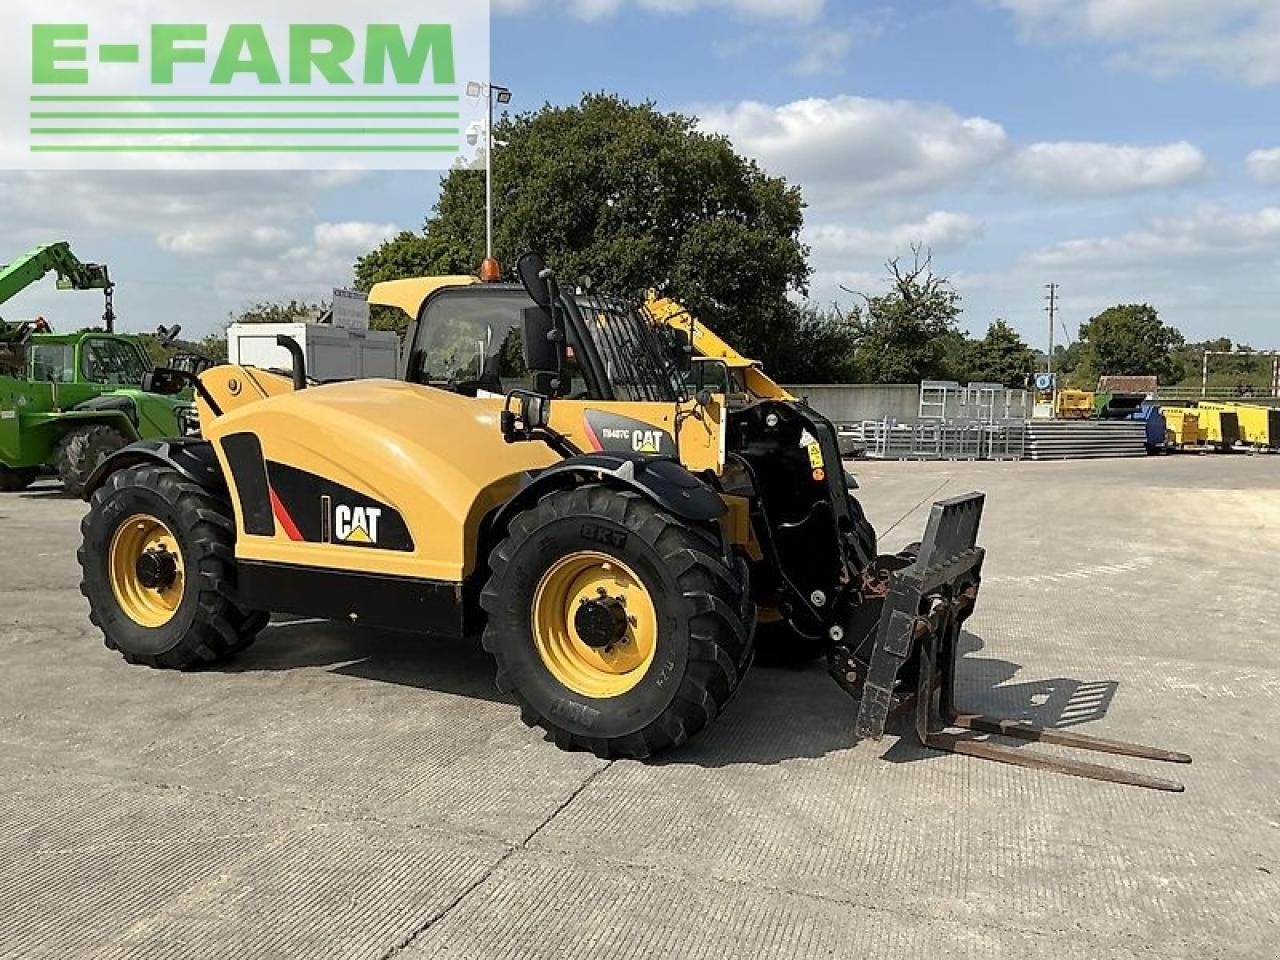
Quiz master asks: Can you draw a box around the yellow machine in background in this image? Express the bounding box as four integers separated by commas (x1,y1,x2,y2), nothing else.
1054,389,1095,420
1194,406,1241,449
1160,405,1239,450
1161,408,1201,449
1196,401,1278,449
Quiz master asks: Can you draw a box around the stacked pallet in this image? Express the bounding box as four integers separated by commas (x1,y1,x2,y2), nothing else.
1024,420,1148,460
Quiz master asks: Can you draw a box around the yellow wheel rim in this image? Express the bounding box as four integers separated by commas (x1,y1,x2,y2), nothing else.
532,551,658,699
108,513,185,628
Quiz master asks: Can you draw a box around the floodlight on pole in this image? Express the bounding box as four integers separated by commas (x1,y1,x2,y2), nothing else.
465,81,514,277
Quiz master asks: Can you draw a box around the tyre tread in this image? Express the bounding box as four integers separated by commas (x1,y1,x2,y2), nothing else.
480,485,753,759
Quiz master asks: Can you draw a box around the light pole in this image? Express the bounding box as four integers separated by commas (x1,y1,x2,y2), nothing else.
465,81,512,281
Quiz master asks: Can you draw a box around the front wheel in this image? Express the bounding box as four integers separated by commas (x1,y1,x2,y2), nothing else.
480,484,753,758
78,463,266,669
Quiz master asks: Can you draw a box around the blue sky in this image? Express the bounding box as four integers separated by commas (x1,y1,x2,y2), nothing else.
4,0,1279,354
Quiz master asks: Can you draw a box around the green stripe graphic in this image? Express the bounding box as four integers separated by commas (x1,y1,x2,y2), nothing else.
31,144,461,153
32,112,459,120
31,95,460,103
31,127,460,136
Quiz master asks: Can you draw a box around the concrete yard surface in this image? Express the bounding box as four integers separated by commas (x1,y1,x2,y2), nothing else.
1,456,1277,959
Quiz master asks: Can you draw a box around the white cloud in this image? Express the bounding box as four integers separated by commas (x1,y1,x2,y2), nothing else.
994,0,1280,85
1246,148,1280,185
1014,141,1206,195
793,30,854,76
158,225,294,256
1027,206,1280,269
0,171,353,244
807,212,983,259
212,221,400,304
0,170,400,334
699,96,1008,208
313,221,400,256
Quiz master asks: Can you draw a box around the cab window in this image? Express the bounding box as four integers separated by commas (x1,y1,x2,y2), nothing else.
411,290,584,396
29,343,76,383
82,339,150,386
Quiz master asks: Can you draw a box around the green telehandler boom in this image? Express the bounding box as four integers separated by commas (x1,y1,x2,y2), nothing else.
1,243,196,495
0,242,116,332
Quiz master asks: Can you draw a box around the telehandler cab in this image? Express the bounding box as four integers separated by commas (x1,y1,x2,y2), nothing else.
78,255,1190,789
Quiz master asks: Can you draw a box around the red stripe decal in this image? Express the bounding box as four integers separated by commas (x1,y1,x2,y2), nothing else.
582,416,604,453
269,487,304,541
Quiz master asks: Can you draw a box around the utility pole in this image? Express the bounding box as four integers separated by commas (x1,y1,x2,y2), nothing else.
465,81,513,281
1044,283,1058,378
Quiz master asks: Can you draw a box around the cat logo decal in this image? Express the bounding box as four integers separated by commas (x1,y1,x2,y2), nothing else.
334,504,382,545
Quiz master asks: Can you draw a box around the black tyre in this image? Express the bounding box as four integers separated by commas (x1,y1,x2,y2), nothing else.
226,608,271,654
753,615,827,668
480,484,753,759
56,424,128,498
78,463,265,669
0,465,38,492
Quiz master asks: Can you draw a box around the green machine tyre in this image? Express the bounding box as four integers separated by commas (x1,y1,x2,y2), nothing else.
0,465,38,492
55,425,128,498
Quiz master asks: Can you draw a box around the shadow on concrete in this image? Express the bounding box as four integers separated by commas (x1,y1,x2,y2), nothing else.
669,630,1119,769
221,621,1119,768
877,631,1119,766
221,619,510,705
15,487,71,501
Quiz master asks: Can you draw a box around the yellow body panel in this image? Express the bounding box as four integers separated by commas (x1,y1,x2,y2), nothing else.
195,365,296,420
201,379,561,582
368,276,477,322
720,495,762,562
543,397,725,474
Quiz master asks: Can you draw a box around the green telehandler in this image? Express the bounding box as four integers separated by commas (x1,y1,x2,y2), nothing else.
0,243,198,495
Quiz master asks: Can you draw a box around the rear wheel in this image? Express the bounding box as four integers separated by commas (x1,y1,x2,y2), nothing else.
481,484,752,758
56,424,127,498
0,465,38,492
78,463,266,668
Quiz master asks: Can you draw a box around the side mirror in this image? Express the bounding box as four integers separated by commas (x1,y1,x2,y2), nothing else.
517,253,553,308
521,306,564,375
692,358,731,396
141,368,187,396
521,393,551,431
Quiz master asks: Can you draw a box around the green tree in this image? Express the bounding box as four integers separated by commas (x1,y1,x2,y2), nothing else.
354,93,809,371
1078,304,1186,385
1171,337,1275,392
844,249,965,384
231,300,327,325
766,304,859,383
964,320,1038,387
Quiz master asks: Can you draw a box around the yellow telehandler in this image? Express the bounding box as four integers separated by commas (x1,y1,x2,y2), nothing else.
77,255,1190,789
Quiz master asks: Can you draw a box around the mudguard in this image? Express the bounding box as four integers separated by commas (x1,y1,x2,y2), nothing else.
82,439,227,501
494,453,725,532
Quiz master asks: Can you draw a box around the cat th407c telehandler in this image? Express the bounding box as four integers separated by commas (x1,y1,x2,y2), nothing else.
78,255,1190,790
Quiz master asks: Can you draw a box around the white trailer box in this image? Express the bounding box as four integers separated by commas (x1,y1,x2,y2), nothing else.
227,323,400,383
